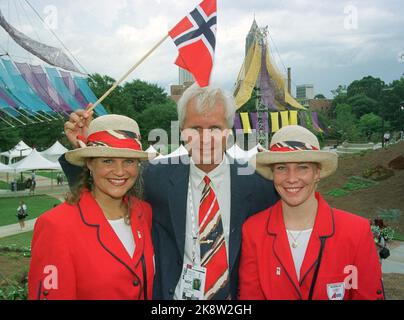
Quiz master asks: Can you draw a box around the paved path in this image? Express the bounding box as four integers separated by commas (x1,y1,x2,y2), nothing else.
0,188,66,239
382,242,404,274
0,218,37,239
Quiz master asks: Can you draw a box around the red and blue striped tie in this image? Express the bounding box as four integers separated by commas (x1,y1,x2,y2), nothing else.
199,176,229,299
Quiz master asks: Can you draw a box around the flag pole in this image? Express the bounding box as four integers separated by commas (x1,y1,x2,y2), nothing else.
87,34,169,113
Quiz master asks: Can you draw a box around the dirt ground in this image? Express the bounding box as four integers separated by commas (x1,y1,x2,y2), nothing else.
318,141,404,233
0,252,30,287
383,273,404,300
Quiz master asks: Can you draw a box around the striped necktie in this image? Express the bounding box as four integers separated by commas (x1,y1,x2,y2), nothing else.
199,176,230,299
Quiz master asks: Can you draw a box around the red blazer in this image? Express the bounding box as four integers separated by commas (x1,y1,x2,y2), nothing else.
239,193,384,300
28,190,154,300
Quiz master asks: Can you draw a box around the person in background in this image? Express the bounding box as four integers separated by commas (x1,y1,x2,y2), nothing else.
383,132,391,148
239,125,384,300
56,172,63,185
16,200,28,230
29,178,36,196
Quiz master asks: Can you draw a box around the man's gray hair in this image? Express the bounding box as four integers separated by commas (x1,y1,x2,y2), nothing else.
177,83,236,129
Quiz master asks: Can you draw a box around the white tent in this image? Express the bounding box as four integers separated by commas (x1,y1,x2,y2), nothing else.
40,141,69,162
9,149,62,173
155,145,189,159
0,162,14,173
145,145,158,153
0,140,33,164
246,143,266,158
226,144,250,160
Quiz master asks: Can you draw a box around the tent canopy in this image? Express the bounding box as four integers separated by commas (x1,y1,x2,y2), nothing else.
9,148,61,172
155,145,188,159
226,144,250,160
0,140,33,163
41,140,69,162
0,162,13,173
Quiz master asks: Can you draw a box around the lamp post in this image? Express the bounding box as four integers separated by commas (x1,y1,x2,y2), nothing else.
400,101,404,139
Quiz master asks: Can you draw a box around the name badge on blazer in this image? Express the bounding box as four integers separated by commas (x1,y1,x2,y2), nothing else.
327,282,345,300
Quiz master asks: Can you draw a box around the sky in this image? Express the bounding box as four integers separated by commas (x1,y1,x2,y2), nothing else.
0,0,403,98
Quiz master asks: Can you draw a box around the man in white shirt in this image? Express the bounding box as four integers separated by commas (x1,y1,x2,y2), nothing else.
143,84,278,299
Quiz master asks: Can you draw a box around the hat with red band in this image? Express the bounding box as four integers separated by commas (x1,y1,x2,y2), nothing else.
253,125,338,180
65,114,156,166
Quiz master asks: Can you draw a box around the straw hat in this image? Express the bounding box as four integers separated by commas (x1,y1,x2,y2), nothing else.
254,125,338,180
65,114,155,166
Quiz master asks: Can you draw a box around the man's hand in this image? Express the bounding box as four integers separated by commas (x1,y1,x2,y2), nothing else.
64,108,94,148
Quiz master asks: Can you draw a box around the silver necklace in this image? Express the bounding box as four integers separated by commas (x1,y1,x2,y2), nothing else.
287,230,303,248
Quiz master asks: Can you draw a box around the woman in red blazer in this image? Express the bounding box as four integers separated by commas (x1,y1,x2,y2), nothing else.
28,114,155,300
239,125,384,300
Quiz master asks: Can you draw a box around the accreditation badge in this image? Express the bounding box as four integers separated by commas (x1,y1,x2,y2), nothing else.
179,264,206,300
327,282,345,300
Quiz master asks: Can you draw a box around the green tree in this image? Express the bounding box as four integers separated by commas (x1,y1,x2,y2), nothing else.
347,93,379,118
122,80,168,114
88,73,129,115
330,85,348,118
347,76,385,101
314,94,326,99
358,113,383,140
137,101,178,146
380,79,404,131
332,104,360,141
18,120,66,150
0,126,20,152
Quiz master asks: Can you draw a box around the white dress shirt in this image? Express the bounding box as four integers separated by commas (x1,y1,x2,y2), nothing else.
174,155,231,300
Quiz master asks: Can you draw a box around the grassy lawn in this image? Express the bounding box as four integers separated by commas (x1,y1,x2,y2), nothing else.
393,232,404,242
0,195,61,227
35,170,65,180
0,180,10,190
0,231,33,248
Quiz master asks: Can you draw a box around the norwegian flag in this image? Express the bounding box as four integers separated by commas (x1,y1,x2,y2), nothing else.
169,0,217,87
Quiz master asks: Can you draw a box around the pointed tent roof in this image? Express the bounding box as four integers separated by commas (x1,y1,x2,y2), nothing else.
235,19,306,111
9,148,61,172
14,140,30,150
0,140,33,161
155,145,188,159
226,144,249,160
246,143,266,158
248,19,259,35
41,140,69,156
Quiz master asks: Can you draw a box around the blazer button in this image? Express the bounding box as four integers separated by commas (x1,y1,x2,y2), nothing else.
133,280,139,286
43,290,49,296
169,289,174,295
377,289,382,295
